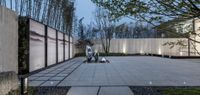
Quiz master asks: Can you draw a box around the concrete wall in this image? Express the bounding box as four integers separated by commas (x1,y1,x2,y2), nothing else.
0,6,18,73
0,72,18,95
93,38,198,56
194,19,200,55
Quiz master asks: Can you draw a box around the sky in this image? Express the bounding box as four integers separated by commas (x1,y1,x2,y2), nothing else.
75,0,132,25
75,0,96,25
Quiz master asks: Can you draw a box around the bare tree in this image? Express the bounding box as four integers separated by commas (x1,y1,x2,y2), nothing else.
1,0,75,33
78,17,86,40
94,7,116,54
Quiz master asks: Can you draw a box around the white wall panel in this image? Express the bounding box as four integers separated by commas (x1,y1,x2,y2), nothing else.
29,20,45,72
93,38,192,56
47,27,56,66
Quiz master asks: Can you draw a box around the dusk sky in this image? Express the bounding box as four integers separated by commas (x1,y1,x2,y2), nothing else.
75,0,132,25
75,0,96,24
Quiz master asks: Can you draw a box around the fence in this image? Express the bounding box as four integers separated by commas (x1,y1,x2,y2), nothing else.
19,18,75,74
93,38,199,56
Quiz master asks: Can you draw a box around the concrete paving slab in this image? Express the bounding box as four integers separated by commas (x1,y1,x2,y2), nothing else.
40,81,60,86
28,76,39,81
67,87,99,95
56,74,69,77
60,71,71,74
49,77,65,81
29,57,200,87
35,77,51,81
99,87,134,95
29,81,44,86
57,80,77,86
42,73,57,77
92,81,109,86
39,70,51,74
49,71,61,74
31,74,44,77
59,57,200,86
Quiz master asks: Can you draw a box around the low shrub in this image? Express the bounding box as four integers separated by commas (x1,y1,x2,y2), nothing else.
6,87,37,95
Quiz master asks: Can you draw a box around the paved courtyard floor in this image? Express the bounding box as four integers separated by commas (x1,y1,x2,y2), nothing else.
28,56,200,94
29,56,200,86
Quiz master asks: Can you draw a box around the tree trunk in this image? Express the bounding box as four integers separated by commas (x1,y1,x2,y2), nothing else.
10,0,12,10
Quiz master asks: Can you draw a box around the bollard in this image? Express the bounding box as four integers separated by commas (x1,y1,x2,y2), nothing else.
20,77,24,95
20,76,28,95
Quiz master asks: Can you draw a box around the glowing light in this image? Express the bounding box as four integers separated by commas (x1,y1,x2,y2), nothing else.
122,42,127,53
123,46,126,54
158,48,162,55
24,78,28,93
149,81,152,85
180,52,183,56
140,50,143,54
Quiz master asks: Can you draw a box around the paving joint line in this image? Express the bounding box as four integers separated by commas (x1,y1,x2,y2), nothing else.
56,62,83,86
31,60,76,77
38,61,81,86
30,60,77,81
97,86,101,95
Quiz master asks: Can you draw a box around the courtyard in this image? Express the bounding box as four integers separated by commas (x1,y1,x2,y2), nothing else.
1,0,200,95
28,56,200,95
